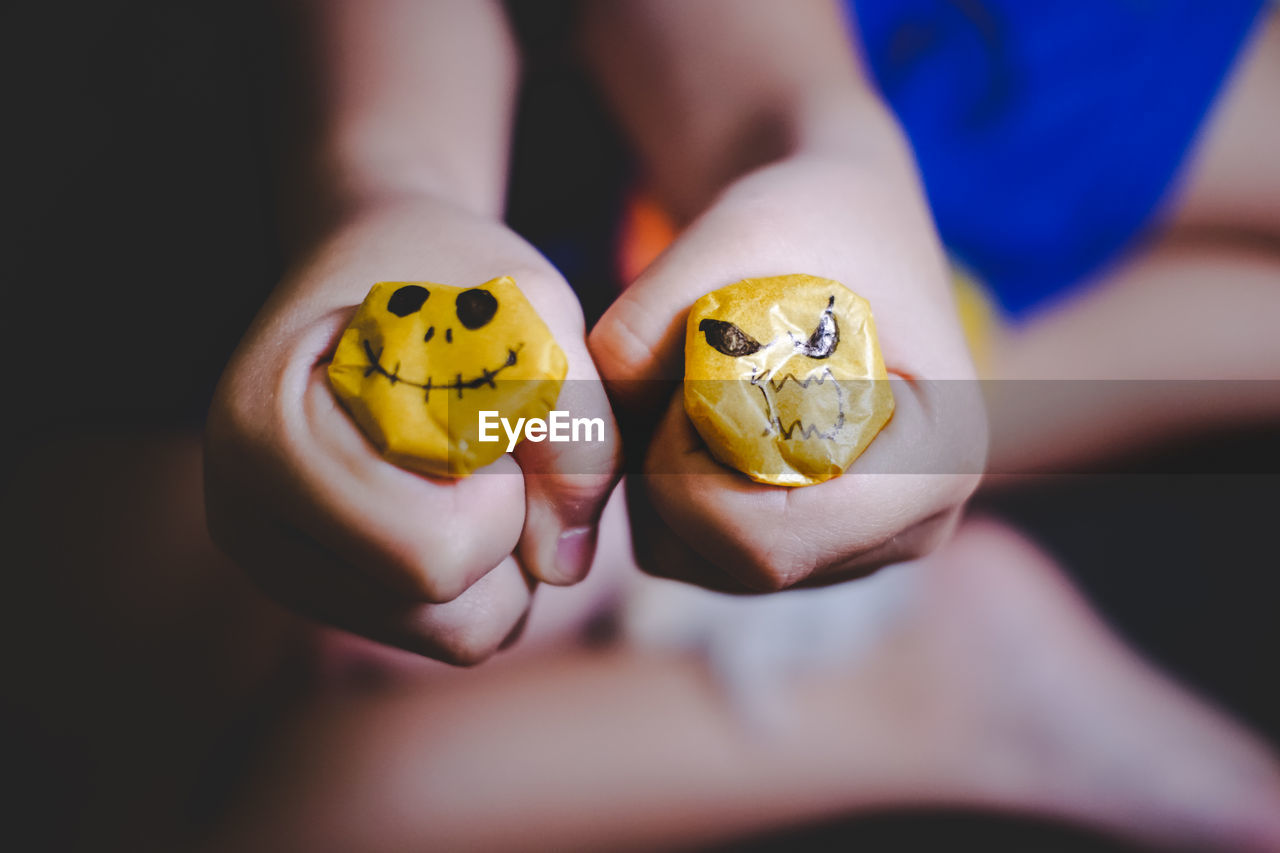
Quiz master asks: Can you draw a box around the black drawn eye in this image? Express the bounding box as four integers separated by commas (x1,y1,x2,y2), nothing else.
794,296,839,359
456,288,498,329
387,285,430,317
699,318,763,357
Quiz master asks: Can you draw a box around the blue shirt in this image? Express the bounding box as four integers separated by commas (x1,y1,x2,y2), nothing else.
849,0,1266,317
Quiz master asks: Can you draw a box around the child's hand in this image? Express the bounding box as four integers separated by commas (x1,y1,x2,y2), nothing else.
581,0,985,592
590,155,986,592
206,198,620,664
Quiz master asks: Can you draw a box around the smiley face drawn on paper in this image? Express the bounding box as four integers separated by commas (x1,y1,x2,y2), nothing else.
328,276,567,478
684,274,894,487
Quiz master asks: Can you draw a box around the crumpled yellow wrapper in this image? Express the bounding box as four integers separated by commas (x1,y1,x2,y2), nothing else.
684,274,894,487
328,276,567,478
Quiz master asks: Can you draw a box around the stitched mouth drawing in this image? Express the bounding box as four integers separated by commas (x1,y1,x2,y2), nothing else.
749,367,846,440
361,339,525,400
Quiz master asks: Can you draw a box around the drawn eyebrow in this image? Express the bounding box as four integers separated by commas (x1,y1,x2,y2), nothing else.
793,296,839,359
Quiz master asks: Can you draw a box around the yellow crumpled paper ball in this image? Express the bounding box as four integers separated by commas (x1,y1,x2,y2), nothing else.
328,276,567,478
684,274,894,487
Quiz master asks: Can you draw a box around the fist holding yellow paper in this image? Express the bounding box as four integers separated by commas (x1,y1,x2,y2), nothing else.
683,274,894,487
328,276,568,479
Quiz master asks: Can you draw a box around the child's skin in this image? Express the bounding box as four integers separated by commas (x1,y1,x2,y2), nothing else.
205,0,986,657
8,0,1277,849
582,0,986,591
187,1,1280,849
205,0,622,664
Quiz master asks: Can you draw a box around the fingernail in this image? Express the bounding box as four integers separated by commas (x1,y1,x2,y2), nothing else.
553,526,596,584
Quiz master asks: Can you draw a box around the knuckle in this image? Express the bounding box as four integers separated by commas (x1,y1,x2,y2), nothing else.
405,571,465,605
380,539,477,604
434,631,501,667
376,495,521,604
548,472,619,521
427,614,512,668
381,517,515,604
737,568,794,594
866,507,962,570
731,538,811,593
956,471,984,504
909,507,964,558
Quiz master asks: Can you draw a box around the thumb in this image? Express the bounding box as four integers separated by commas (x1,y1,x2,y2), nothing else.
511,350,621,585
587,198,793,410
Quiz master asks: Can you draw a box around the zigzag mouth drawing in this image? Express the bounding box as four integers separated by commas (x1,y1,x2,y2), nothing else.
361,339,525,400
749,367,847,440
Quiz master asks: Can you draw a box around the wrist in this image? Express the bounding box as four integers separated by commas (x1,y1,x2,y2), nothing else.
283,145,509,253
283,174,509,264
327,153,506,221
665,93,922,225
793,92,919,182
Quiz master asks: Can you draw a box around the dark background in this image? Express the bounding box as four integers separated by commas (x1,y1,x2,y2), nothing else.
3,1,1276,849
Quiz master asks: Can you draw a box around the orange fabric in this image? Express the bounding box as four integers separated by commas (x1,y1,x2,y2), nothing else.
617,190,678,286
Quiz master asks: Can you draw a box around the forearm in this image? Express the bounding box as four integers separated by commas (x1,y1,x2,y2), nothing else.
581,0,917,223
985,240,1280,476
283,0,518,241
